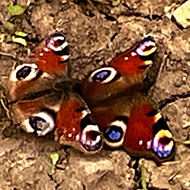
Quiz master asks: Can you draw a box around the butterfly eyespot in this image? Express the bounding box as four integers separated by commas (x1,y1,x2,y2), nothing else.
103,120,127,148
152,129,174,159
80,124,102,152
46,32,69,58
136,37,157,56
16,66,32,80
90,67,118,84
10,63,40,82
104,126,123,142
23,112,55,136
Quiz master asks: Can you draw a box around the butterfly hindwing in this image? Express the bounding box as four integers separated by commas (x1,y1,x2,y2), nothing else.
90,94,175,164
10,90,102,153
55,93,102,153
10,91,61,136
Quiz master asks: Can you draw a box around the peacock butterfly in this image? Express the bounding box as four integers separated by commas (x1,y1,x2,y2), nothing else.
6,32,175,164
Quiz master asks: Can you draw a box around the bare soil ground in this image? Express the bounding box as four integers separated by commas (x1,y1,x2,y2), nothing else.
0,0,190,189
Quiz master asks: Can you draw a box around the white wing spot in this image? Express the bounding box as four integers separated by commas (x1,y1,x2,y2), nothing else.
131,52,137,57
44,47,49,52
146,140,152,149
139,140,143,146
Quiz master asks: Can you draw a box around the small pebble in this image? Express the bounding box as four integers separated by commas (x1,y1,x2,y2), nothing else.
173,0,190,28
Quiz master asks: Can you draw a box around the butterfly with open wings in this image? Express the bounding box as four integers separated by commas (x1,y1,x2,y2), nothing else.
6,32,175,165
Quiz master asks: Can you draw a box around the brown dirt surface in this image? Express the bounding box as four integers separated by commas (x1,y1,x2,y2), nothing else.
0,0,190,190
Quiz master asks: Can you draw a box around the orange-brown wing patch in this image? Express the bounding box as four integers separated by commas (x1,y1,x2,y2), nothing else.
56,98,84,142
124,103,155,151
35,49,67,75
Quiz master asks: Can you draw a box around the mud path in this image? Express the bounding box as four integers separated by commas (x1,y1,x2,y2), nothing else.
0,0,190,189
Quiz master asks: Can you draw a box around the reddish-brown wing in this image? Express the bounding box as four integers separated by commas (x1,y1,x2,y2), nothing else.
55,94,102,154
90,93,175,165
35,32,70,75
80,37,157,106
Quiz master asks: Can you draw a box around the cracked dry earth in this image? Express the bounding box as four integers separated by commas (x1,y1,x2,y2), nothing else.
0,0,190,189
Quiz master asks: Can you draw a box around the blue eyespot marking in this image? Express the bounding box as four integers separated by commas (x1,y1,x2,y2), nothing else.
93,70,111,82
104,126,123,142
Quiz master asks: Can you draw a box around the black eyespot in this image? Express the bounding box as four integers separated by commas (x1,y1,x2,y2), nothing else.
91,67,119,84
27,112,55,136
10,64,41,82
80,124,102,152
58,45,69,57
81,130,102,151
104,125,123,142
152,117,169,136
16,66,31,80
29,116,47,131
147,110,158,117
